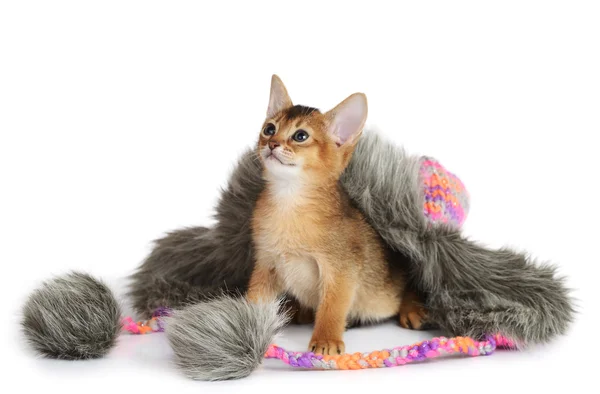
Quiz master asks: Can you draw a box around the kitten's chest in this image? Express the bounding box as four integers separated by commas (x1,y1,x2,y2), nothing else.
255,218,322,306
253,201,320,254
253,198,323,307
276,254,321,308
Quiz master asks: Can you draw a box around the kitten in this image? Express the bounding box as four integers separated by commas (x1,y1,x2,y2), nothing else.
246,75,427,355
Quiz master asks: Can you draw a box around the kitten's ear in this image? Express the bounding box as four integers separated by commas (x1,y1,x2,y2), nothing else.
325,93,368,146
267,74,293,118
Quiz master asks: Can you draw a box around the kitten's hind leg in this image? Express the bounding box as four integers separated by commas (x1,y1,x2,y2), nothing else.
398,290,429,330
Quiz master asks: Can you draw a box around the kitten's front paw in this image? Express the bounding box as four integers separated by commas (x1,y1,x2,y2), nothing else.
309,338,345,355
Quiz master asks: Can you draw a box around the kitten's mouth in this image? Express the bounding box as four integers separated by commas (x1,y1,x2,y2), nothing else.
265,152,295,166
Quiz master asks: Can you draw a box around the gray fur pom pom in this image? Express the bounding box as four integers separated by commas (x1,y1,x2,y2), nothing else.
165,296,288,381
21,271,122,360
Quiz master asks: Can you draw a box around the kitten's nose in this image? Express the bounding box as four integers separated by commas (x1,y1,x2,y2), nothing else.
268,141,280,150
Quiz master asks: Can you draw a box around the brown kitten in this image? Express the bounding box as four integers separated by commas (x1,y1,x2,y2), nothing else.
246,75,427,355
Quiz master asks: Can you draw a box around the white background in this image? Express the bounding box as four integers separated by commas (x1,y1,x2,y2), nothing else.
1,1,598,392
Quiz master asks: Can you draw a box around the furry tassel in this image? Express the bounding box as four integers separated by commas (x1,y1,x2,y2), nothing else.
165,296,289,381
21,271,122,360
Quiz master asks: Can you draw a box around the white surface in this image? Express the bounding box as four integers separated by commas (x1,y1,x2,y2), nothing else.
1,1,598,392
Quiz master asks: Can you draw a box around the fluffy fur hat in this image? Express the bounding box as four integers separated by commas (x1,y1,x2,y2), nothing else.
21,129,574,380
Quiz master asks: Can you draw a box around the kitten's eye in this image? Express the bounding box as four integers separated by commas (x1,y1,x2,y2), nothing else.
292,129,309,142
263,123,276,136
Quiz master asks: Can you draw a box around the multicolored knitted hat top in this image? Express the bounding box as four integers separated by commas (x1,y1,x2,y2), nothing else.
419,157,469,229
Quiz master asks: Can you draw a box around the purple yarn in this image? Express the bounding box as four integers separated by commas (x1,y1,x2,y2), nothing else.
486,335,497,349
298,356,313,368
152,307,173,317
289,356,299,367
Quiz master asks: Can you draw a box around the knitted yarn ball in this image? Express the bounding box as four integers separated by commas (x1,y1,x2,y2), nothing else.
419,157,469,229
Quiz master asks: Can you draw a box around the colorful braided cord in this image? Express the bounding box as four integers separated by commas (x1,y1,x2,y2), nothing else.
121,307,171,334
122,308,515,371
420,157,470,229
264,334,514,370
